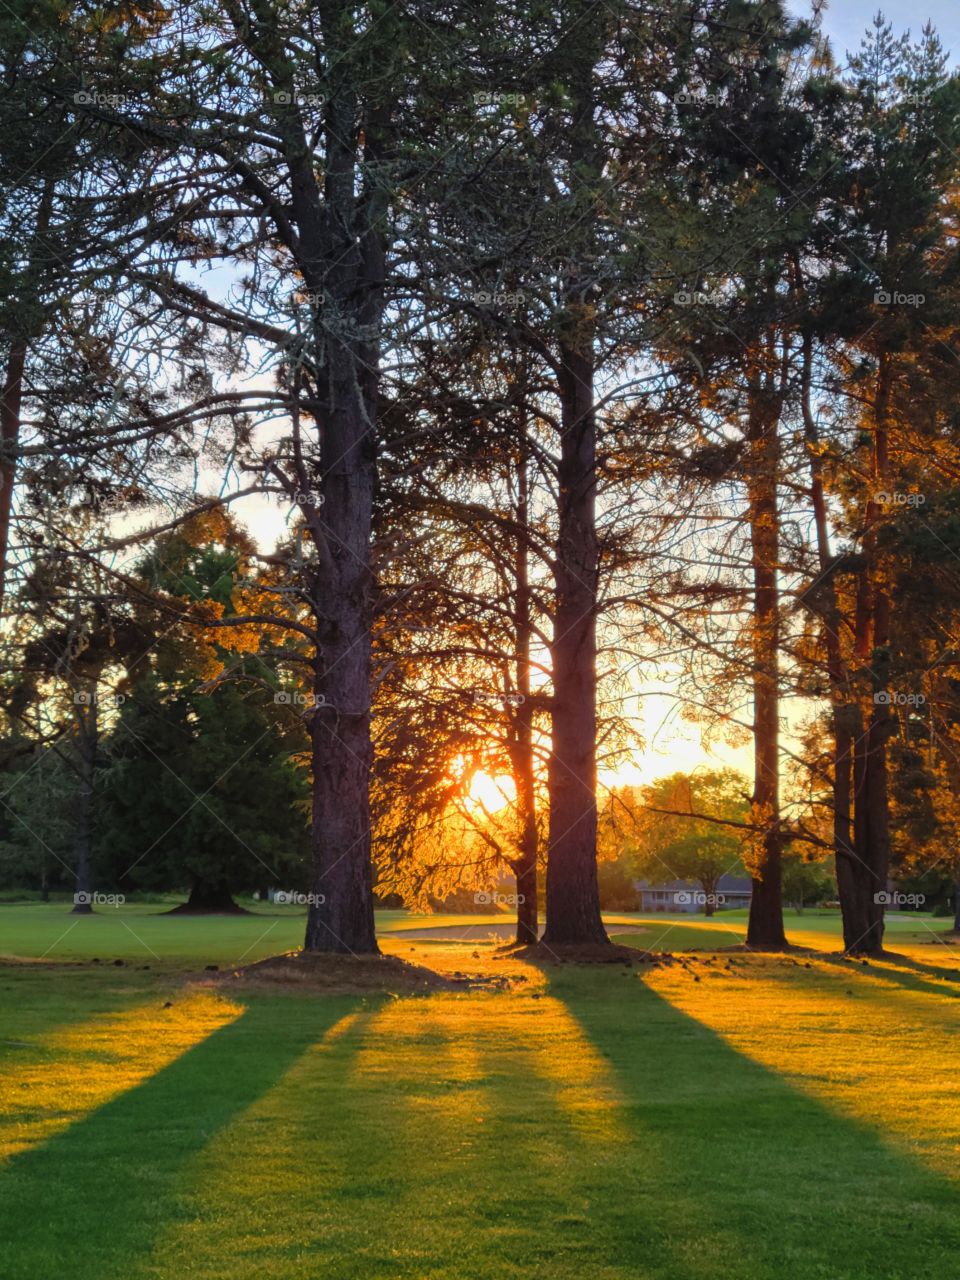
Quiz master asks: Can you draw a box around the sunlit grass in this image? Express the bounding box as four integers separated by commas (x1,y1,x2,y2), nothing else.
0,987,242,1161
643,951,960,1179
3,919,960,1277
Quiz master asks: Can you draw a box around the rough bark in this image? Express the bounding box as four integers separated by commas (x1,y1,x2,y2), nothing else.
543,341,607,946
302,20,384,954
745,381,787,950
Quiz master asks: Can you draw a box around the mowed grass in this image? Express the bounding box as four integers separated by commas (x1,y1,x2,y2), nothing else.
0,903,552,968
2,911,960,1278
2,900,954,968
0,902,672,968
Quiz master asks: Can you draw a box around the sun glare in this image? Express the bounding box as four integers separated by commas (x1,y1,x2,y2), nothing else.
465,770,516,814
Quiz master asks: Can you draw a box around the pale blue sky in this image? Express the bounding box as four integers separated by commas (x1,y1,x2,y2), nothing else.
791,0,960,66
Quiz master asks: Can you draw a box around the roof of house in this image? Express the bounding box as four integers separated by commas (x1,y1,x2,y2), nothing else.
633,874,752,893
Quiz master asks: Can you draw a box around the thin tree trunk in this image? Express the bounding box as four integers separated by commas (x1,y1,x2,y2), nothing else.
512,443,539,945
0,182,51,614
0,338,27,614
745,379,786,950
71,695,98,914
850,354,894,955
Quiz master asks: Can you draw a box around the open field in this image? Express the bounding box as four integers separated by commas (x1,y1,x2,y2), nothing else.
1,901,954,967
2,910,960,1278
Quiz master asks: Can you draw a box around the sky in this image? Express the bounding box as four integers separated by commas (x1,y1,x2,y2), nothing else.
792,0,960,64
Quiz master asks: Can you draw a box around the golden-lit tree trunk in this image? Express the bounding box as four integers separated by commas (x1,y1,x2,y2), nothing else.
745,379,787,951
849,354,895,956
511,444,539,945
799,334,865,952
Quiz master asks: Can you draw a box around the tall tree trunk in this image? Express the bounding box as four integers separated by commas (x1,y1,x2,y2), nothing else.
799,333,866,951
0,338,27,614
543,341,607,945
302,360,379,955
0,182,51,614
512,443,539,945
745,380,786,950
542,15,608,948
850,354,894,955
298,12,387,955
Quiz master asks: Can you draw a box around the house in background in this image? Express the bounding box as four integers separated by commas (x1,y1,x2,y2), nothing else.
634,873,752,913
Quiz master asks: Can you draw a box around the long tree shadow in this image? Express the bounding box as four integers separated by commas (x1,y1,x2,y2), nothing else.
809,950,960,1001
138,977,960,1280
0,988,360,1280
543,965,960,1280
136,989,741,1280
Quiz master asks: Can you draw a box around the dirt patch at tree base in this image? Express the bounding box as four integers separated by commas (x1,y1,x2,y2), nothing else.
505,941,667,966
222,949,519,994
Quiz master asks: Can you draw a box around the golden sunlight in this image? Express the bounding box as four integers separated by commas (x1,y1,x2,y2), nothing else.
465,770,516,814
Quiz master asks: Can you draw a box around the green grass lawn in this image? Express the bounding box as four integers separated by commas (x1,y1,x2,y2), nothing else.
0,903,546,968
2,908,960,1278
2,900,954,968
